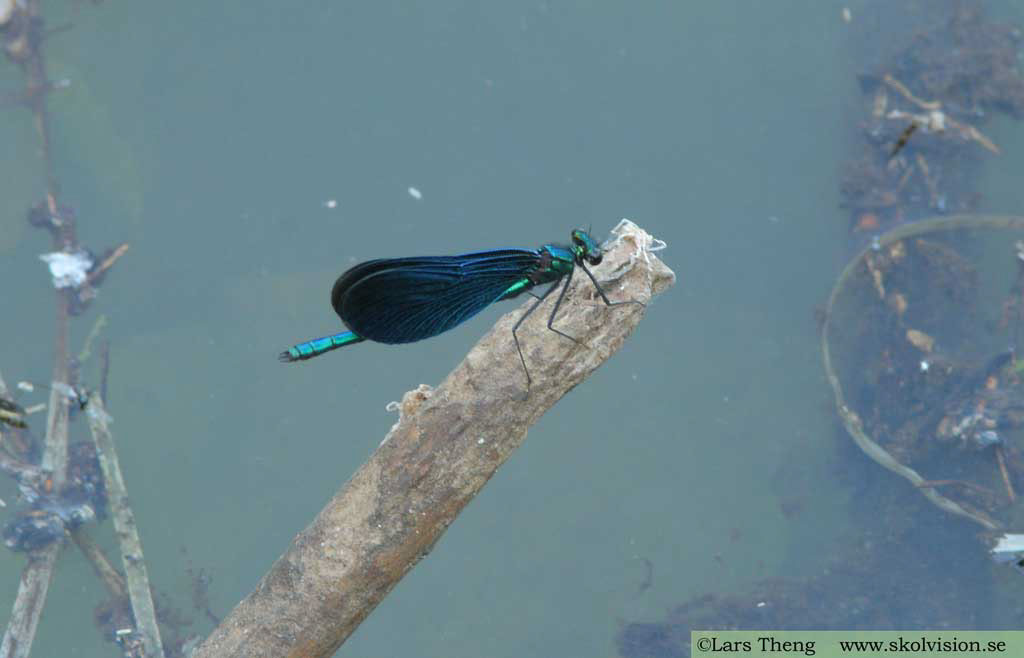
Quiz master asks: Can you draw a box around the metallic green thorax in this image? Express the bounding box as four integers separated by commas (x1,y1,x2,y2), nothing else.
499,229,604,300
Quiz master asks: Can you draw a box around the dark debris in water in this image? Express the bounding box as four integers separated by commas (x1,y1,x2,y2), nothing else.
617,471,993,658
841,1,1024,231
620,4,1024,655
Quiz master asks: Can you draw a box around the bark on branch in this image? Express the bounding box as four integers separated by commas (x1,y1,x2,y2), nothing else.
194,221,674,658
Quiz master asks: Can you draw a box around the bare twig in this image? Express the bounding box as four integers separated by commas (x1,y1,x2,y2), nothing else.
84,242,129,286
0,549,59,658
4,0,139,653
85,393,165,658
1,0,88,650
1,375,72,658
99,340,110,404
71,531,127,600
996,445,1016,503
76,314,107,364
193,221,674,658
822,214,1024,532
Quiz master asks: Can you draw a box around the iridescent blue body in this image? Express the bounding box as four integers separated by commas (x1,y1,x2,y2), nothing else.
280,229,639,387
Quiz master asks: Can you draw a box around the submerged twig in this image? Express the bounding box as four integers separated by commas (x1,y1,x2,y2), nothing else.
0,549,59,658
85,393,165,658
1,0,80,650
1,374,72,658
76,314,107,364
71,531,127,600
193,221,674,658
996,445,1016,503
99,340,110,404
2,0,121,654
84,242,129,287
916,479,995,496
822,214,1024,532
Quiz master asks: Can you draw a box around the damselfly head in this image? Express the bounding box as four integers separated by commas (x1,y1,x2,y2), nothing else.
571,229,603,266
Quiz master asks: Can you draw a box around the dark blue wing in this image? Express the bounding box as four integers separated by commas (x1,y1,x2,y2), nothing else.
331,249,544,344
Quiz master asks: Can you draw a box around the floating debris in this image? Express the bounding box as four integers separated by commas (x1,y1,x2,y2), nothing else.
0,397,26,429
3,495,97,552
0,1,15,27
825,215,1024,535
841,4,1024,231
66,441,108,520
905,328,935,353
991,533,1024,572
39,249,93,289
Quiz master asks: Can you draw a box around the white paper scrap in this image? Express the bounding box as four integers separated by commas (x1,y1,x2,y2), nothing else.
39,250,93,289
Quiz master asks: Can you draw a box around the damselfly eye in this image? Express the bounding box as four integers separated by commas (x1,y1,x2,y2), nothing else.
572,229,602,264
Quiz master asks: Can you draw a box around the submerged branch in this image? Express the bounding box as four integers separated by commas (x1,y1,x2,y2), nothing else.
0,549,59,658
0,0,78,653
2,1,119,655
71,531,127,600
1,365,71,658
86,393,166,658
194,221,674,658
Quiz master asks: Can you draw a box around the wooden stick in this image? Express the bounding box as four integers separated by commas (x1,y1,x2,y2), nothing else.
85,394,166,658
0,1,112,654
193,222,674,658
997,445,1017,503
916,479,994,496
84,243,129,286
71,531,127,600
883,73,941,111
1,375,71,658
